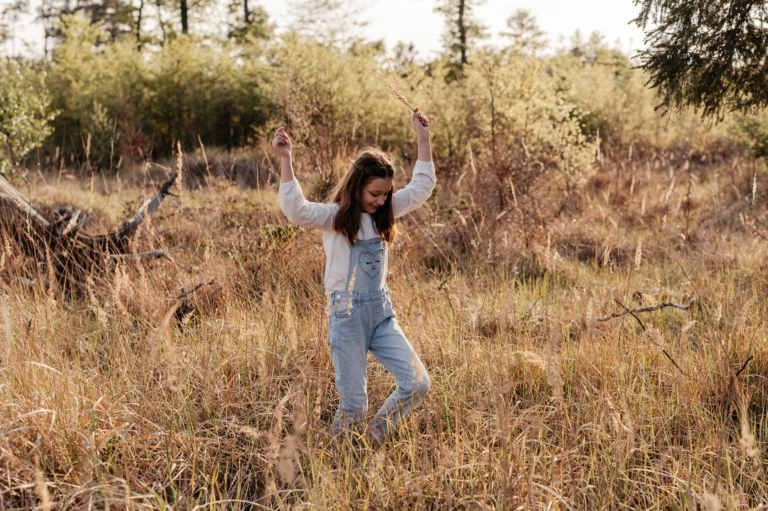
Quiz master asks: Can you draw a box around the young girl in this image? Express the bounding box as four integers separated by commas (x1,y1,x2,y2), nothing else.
272,109,434,447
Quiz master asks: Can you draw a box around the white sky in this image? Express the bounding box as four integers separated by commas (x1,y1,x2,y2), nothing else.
3,0,647,58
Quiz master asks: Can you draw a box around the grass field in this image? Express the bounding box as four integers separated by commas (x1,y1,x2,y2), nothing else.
1,151,767,510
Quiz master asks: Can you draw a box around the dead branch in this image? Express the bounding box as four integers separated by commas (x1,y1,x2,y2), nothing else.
107,250,174,262
597,298,695,323
80,173,177,251
609,298,687,376
176,278,215,300
174,278,218,322
0,171,179,296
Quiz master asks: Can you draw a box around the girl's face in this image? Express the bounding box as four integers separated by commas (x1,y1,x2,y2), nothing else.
361,177,393,214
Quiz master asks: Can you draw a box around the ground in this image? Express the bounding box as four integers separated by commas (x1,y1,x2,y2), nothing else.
1,152,766,509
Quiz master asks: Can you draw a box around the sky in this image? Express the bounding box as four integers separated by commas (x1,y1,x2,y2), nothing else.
3,0,648,59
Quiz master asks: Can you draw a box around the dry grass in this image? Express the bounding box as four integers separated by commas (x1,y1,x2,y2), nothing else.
359,64,417,113
1,151,767,510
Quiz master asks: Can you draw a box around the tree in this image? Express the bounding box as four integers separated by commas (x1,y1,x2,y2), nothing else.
567,30,608,67
633,0,768,117
288,0,369,49
435,0,488,71
500,9,547,54
135,0,143,46
0,62,55,175
392,41,418,69
1,0,30,55
228,0,272,43
37,0,135,52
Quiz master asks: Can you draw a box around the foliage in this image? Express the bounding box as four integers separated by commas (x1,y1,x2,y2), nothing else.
633,0,768,117
46,14,273,165
1,7,750,182
38,0,135,45
227,0,273,43
729,112,768,159
0,60,55,175
405,48,596,212
46,15,142,164
549,35,726,155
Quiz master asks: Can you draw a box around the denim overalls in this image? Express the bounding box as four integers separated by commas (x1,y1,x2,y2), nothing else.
326,237,430,445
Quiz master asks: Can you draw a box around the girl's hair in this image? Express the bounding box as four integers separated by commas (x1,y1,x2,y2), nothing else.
328,148,397,245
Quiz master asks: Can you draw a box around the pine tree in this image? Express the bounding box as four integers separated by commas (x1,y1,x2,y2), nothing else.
435,0,488,71
633,0,768,117
288,0,368,49
501,9,547,54
228,0,271,43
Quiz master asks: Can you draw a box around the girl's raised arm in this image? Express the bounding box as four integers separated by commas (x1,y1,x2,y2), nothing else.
393,110,436,218
273,128,337,231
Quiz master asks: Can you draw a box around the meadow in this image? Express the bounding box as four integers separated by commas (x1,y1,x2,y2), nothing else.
2,13,768,508
1,139,767,510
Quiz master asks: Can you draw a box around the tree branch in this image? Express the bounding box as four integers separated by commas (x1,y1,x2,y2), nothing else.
597,298,695,323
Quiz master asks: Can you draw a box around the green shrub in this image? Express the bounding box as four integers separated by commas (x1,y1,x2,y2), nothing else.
0,60,56,175
46,14,274,168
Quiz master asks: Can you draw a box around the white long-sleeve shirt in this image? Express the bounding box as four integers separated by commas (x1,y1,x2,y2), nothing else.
278,160,436,294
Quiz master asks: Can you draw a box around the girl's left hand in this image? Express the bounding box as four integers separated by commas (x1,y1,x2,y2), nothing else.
272,127,292,157
412,108,430,137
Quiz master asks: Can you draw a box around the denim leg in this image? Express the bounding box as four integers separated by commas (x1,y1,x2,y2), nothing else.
327,300,372,443
367,311,430,443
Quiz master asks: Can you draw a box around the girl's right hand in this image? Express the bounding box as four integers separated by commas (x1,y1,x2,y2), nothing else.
272,127,292,157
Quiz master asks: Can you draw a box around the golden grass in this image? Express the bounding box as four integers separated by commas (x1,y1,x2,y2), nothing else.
1,153,767,510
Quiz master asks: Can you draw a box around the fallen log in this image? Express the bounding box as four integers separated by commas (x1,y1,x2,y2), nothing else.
0,172,178,296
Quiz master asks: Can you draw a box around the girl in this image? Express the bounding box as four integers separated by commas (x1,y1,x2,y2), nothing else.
272,109,434,447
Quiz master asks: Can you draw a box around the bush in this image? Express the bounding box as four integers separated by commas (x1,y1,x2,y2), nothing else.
405,49,596,211
46,14,274,168
0,60,55,175
6,14,743,196
548,39,730,156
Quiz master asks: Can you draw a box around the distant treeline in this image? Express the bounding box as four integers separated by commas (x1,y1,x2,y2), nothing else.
1,3,765,181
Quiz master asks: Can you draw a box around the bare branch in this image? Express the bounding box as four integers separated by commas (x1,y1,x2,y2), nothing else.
597,298,695,323
175,278,215,300
107,250,173,262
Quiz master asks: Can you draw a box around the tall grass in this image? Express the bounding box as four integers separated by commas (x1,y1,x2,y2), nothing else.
1,147,767,510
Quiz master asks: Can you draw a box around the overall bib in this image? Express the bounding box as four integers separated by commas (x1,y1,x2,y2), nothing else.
326,237,430,445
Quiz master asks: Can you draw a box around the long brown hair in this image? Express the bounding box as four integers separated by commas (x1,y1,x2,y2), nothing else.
328,148,397,245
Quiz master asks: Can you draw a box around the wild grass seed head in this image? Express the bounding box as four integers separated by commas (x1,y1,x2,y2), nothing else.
359,64,416,112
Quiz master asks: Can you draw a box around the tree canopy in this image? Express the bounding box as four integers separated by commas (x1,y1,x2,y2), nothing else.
633,0,768,118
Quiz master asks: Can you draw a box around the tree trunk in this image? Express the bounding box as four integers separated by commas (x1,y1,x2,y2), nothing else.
458,0,467,66
136,0,144,48
156,0,166,41
244,0,250,25
180,0,188,33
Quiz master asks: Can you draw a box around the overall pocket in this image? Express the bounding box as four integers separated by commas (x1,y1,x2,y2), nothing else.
333,298,358,318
